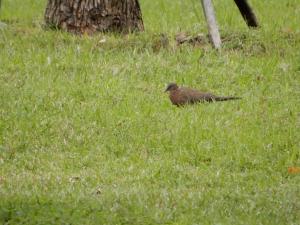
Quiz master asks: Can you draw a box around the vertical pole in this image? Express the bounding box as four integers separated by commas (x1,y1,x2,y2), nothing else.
234,0,259,27
201,0,222,49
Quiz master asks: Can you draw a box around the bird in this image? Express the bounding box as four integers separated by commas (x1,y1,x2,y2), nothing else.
165,83,241,106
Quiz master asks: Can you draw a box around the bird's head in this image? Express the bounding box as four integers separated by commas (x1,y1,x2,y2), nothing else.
165,83,179,92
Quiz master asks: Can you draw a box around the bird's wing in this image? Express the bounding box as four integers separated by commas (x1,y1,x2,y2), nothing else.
181,87,216,103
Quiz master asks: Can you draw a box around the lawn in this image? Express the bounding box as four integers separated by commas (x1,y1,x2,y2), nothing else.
0,0,299,224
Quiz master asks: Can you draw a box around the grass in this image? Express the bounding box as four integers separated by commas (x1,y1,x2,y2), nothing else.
0,0,300,224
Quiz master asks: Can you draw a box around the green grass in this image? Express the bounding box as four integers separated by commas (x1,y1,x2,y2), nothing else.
1,0,300,224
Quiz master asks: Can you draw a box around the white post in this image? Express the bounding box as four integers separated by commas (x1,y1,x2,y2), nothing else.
201,0,222,49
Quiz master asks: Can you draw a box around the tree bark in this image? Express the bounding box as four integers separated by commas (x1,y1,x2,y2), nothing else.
44,0,144,34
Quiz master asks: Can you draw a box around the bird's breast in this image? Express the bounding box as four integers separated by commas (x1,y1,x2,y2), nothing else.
169,90,187,106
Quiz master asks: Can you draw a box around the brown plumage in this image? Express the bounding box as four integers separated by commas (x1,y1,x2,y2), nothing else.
165,83,241,106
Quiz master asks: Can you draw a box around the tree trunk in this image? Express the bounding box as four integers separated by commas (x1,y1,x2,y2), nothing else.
44,0,144,34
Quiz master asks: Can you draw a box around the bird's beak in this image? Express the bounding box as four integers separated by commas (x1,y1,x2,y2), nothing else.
164,88,168,93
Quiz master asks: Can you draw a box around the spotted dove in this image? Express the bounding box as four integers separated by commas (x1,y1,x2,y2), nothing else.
165,83,241,106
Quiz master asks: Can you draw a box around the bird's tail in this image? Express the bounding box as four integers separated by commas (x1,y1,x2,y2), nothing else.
214,96,241,101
